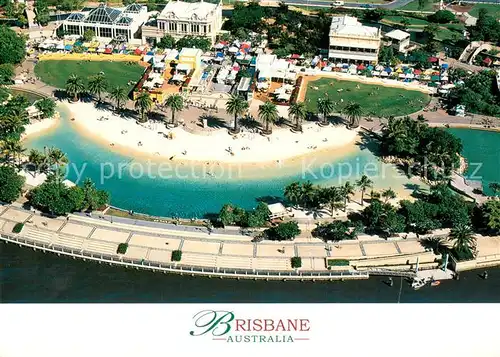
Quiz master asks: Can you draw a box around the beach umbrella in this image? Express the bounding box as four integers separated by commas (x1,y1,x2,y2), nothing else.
357,64,365,70
228,46,239,53
214,43,225,49
367,65,373,70
428,56,439,63
384,67,392,73
64,44,72,51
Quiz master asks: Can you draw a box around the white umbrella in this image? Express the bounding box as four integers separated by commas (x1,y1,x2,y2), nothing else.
228,46,239,53
214,43,225,49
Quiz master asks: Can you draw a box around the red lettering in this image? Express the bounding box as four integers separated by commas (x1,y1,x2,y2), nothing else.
300,319,310,331
235,319,246,331
253,319,262,331
276,320,286,332
264,319,274,331
288,319,298,331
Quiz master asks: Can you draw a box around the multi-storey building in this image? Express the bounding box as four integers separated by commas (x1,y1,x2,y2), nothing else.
328,16,381,64
142,0,223,46
62,3,148,43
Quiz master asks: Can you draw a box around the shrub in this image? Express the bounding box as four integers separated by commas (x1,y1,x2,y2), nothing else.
171,250,182,262
12,223,24,233
291,256,302,269
117,243,128,254
327,259,350,266
265,221,301,241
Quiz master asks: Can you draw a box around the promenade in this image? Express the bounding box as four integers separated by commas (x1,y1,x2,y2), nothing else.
2,205,500,279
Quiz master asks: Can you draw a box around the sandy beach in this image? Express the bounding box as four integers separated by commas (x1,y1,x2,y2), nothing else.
67,102,359,165
22,113,60,139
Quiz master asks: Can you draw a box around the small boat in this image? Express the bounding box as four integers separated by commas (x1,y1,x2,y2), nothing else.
430,280,441,287
411,277,427,290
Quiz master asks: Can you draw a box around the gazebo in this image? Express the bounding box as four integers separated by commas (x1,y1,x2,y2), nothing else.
267,203,289,220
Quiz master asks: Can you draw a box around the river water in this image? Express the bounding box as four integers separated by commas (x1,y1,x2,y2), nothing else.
1,243,499,303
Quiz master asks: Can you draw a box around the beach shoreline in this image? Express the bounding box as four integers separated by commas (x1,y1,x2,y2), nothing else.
57,101,379,180
21,112,60,140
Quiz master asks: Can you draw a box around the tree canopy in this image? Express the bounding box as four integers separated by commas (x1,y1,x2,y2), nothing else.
0,26,26,65
0,166,25,203
448,70,500,117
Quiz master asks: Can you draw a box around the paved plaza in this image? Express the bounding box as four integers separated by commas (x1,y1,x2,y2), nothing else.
2,206,499,273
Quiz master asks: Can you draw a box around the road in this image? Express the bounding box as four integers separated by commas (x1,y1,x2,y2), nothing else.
281,0,415,10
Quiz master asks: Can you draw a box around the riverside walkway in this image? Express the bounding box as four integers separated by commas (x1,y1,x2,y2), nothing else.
2,205,500,280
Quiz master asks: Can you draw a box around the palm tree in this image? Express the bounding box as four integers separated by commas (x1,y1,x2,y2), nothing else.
343,102,363,129
316,97,334,125
323,186,344,216
225,94,248,134
65,74,85,102
46,147,68,174
258,101,278,134
87,74,108,102
340,181,355,211
164,94,184,126
450,224,477,261
299,181,316,209
284,182,301,208
108,86,128,113
1,139,24,166
356,174,373,206
288,102,307,132
381,188,396,203
489,182,500,196
134,92,153,123
28,148,47,175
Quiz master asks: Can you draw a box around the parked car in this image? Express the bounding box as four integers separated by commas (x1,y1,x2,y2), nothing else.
332,1,344,6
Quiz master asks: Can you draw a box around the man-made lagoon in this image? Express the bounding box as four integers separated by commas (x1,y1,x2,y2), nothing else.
24,106,500,218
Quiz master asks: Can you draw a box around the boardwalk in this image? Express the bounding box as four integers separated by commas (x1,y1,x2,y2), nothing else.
0,205,442,280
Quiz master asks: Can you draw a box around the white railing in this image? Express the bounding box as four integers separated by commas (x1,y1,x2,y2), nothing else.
0,233,369,281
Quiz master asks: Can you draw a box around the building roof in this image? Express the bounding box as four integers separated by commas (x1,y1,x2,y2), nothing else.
385,29,410,41
330,16,380,38
159,0,219,21
66,13,85,22
179,47,203,57
124,3,143,13
86,4,122,24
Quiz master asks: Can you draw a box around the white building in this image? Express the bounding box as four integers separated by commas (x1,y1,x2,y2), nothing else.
142,0,223,45
256,54,297,81
328,16,381,64
384,29,411,54
62,3,148,43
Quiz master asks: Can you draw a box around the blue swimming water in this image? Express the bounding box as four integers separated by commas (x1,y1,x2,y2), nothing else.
447,128,500,196
24,105,399,217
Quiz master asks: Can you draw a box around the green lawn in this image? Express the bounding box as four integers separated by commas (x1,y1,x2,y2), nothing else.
34,60,145,90
304,78,430,117
468,4,500,19
383,15,430,26
399,0,438,12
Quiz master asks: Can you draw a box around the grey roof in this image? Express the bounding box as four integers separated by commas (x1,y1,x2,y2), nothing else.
66,13,85,22
124,3,143,13
86,4,122,24
116,16,132,25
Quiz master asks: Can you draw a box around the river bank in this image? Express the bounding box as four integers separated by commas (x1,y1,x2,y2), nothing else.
2,242,499,303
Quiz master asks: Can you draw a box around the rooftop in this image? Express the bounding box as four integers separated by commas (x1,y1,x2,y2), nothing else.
65,3,146,26
329,16,380,38
179,47,203,57
159,0,220,21
385,29,410,41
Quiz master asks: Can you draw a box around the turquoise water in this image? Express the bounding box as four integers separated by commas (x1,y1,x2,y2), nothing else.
448,128,500,196
24,105,416,217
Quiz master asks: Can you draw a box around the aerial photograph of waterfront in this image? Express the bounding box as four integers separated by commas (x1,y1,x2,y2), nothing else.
1,0,500,303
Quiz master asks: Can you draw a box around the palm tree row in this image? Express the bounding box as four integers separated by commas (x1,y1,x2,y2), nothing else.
65,74,186,127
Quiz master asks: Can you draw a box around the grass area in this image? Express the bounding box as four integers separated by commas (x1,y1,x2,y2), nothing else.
468,4,500,19
327,259,350,267
304,78,430,117
34,60,144,90
399,0,437,12
384,15,429,26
